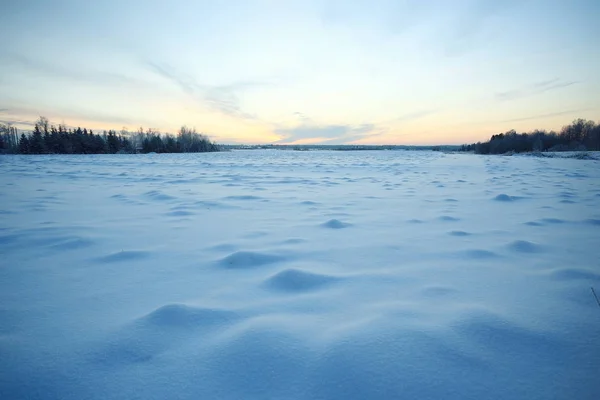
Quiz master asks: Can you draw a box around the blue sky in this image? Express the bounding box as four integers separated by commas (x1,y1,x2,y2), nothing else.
0,0,598,144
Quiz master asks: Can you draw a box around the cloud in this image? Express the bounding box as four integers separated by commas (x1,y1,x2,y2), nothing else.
203,86,256,120
499,108,593,123
145,61,263,120
320,129,385,145
395,108,441,122
0,118,36,127
495,78,579,102
274,122,377,144
145,61,195,94
0,103,135,130
274,109,432,144
66,110,134,127
4,53,144,88
293,112,311,123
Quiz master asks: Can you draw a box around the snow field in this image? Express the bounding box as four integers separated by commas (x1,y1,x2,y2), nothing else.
0,151,599,399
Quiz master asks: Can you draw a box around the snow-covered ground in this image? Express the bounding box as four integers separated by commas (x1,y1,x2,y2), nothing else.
1,150,599,400
517,151,600,160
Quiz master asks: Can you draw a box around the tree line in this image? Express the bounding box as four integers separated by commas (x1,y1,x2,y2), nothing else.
460,118,600,154
0,117,220,154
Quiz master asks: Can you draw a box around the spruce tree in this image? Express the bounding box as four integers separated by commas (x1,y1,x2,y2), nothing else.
18,134,30,154
30,125,45,154
50,126,59,153
43,129,51,153
107,130,119,153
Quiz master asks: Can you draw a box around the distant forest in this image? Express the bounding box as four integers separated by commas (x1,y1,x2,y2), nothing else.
3,116,599,156
0,117,219,154
460,118,600,154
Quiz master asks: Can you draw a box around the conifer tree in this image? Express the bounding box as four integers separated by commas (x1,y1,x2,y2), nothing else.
29,124,45,154
18,133,30,154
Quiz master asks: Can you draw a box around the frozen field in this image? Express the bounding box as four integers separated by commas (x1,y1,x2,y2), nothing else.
1,150,599,400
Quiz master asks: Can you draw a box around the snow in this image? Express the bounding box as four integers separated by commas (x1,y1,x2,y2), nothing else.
0,150,599,400
520,151,600,161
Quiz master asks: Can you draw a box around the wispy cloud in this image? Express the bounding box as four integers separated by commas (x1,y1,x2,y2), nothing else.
0,118,36,127
274,122,377,144
67,111,134,127
0,104,135,130
395,108,441,123
4,53,145,88
145,61,195,94
320,128,385,145
146,61,263,120
499,108,593,123
274,109,432,144
293,112,311,123
495,78,579,102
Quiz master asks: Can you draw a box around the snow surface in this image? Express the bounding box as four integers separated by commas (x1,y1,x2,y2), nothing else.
0,151,599,400
516,151,600,161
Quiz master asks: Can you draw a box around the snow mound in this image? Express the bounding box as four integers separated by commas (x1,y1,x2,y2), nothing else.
166,210,195,217
263,268,342,292
507,240,543,253
95,304,240,367
219,251,286,268
224,195,265,201
524,221,543,226
438,215,460,221
45,236,95,251
143,190,176,201
494,194,517,202
449,230,471,236
547,268,600,281
452,309,559,353
142,303,238,328
194,200,238,209
321,219,351,229
209,243,239,252
540,217,566,224
95,250,151,263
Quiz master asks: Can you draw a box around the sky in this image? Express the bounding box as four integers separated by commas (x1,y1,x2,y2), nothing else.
0,0,599,145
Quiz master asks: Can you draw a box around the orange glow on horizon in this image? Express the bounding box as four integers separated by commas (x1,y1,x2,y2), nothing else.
3,107,598,146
